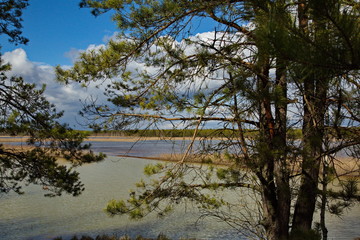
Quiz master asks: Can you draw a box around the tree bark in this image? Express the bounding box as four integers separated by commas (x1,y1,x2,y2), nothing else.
274,60,290,240
292,73,328,235
320,160,329,240
292,0,329,235
256,54,290,240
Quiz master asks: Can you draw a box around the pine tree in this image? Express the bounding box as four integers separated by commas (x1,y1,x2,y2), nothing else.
58,1,360,239
0,0,105,197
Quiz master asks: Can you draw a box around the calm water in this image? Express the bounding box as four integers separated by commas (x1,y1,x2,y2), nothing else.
0,140,359,240
86,139,191,157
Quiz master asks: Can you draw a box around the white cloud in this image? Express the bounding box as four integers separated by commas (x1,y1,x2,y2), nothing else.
1,30,255,129
64,48,81,64
2,48,106,129
102,31,120,43
3,49,37,79
64,43,107,64
86,43,106,52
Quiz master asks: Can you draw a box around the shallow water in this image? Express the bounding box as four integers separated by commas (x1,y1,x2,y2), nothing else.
0,140,359,240
0,156,246,240
86,139,193,157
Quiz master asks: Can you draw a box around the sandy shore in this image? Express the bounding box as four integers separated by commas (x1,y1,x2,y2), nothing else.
0,136,30,142
0,135,206,143
1,136,359,177
116,153,359,177
86,136,204,142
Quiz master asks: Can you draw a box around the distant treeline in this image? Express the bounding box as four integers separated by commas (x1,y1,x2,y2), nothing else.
53,233,189,240
2,127,358,140
90,129,243,138
87,128,304,139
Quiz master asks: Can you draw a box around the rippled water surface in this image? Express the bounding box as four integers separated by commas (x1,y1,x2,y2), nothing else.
0,140,359,240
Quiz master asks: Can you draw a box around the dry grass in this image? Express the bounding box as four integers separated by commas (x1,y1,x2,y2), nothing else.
119,152,359,177
0,136,29,142
332,156,360,177
1,136,359,177
86,136,222,142
0,135,210,143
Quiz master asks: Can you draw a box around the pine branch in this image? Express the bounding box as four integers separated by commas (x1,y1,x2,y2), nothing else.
112,112,259,126
188,182,260,192
207,10,254,38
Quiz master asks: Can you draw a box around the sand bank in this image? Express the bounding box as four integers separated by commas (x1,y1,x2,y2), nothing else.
1,136,359,177
0,135,206,143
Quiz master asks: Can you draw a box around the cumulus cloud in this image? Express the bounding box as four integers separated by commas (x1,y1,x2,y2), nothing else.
1,30,254,129
3,49,39,80
64,43,107,64
64,48,81,64
102,31,120,43
2,48,105,129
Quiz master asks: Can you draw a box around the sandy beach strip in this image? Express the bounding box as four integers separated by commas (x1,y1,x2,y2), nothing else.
0,136,30,142
1,136,359,177
0,135,205,143
85,136,196,142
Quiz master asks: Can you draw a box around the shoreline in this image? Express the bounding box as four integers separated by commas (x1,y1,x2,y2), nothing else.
1,136,359,177
0,135,213,143
116,153,360,177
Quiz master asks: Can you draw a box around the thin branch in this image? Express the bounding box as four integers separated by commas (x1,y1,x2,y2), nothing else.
207,9,254,39
188,182,260,192
328,98,360,123
111,112,259,126
320,140,360,158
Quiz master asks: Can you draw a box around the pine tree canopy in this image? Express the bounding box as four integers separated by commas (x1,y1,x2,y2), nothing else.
0,0,105,197
58,1,360,239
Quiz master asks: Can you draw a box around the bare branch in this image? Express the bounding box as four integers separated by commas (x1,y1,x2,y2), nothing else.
188,182,260,192
112,112,259,126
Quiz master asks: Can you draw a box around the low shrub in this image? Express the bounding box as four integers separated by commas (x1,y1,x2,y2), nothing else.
53,233,194,240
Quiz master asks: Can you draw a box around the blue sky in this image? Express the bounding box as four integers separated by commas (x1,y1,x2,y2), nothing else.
1,0,117,66
1,0,216,66
0,0,121,128
0,0,217,129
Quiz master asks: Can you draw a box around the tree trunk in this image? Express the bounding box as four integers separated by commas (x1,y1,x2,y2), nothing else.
274,61,290,240
292,73,328,235
320,160,329,240
291,0,330,235
256,54,277,240
256,55,290,240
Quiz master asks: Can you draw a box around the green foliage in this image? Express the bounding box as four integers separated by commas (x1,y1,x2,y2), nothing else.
216,168,243,184
54,233,189,240
0,0,29,45
342,179,359,200
91,128,258,138
0,7,105,196
324,178,359,217
106,199,129,216
0,62,106,196
60,0,360,239
144,163,165,176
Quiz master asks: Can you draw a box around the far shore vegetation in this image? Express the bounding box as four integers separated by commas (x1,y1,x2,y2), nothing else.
2,129,358,177
2,127,359,140
53,234,195,240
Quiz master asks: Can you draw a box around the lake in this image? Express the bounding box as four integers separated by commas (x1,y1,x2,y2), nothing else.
0,140,359,240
